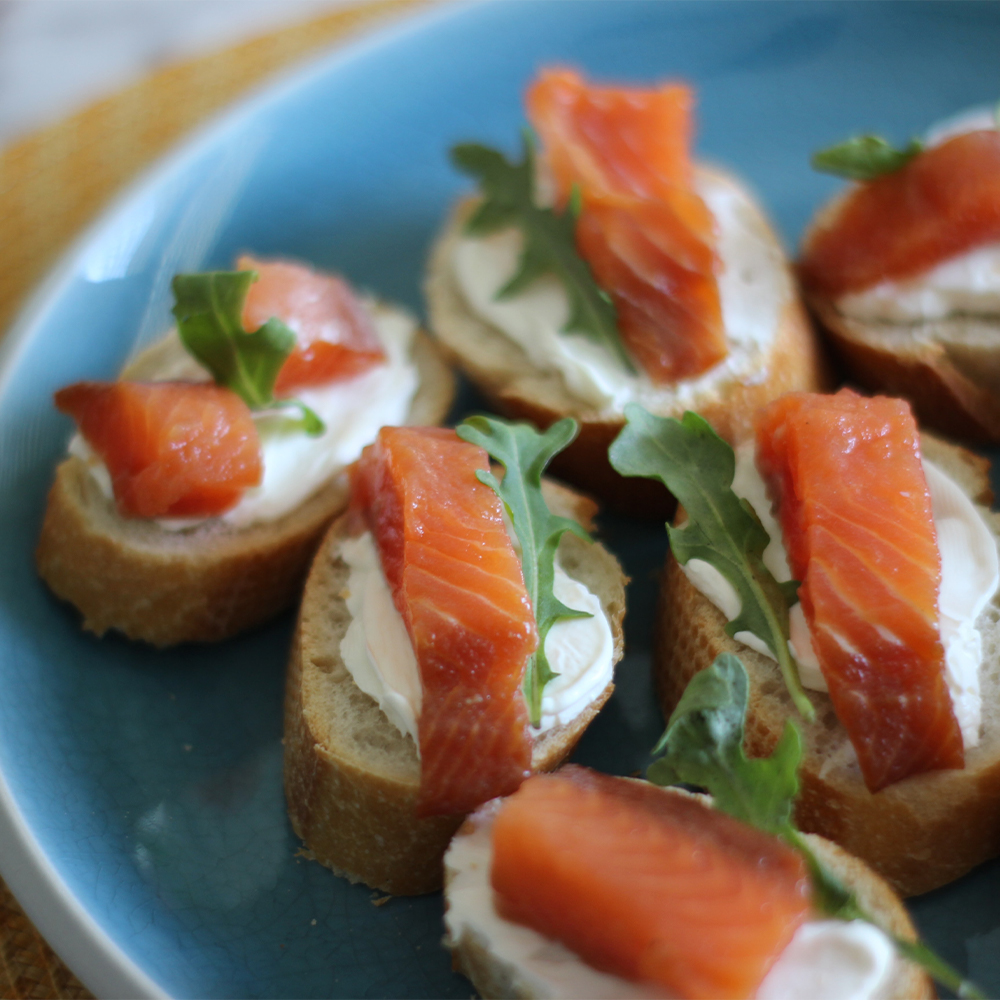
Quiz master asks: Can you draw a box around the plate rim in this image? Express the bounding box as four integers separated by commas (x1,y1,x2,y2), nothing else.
0,3,470,996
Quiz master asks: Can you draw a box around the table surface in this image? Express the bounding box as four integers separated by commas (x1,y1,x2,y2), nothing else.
0,1,357,149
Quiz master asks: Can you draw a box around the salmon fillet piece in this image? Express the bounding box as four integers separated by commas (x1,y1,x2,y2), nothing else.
55,380,261,518
800,130,1000,296
756,390,964,791
352,427,537,817
239,255,384,395
491,767,811,999
526,68,725,383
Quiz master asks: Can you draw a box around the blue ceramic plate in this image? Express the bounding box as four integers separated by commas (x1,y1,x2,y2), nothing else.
3,2,1000,997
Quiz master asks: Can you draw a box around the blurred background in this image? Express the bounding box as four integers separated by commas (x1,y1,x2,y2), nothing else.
0,0,357,148
0,0,413,340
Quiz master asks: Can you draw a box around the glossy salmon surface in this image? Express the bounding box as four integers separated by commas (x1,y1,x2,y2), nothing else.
756,390,964,791
352,427,537,817
527,69,725,383
800,130,1000,296
56,381,261,518
491,767,811,999
238,255,385,395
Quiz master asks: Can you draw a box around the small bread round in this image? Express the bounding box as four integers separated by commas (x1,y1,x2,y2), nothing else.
426,168,829,517
282,480,627,896
801,189,1000,444
444,787,933,1000
35,331,454,646
656,436,1000,897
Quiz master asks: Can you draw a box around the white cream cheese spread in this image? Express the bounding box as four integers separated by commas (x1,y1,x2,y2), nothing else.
839,242,1000,323
337,530,614,748
839,107,1000,324
452,171,787,415
682,442,1000,748
69,301,419,530
339,532,422,743
443,800,897,1000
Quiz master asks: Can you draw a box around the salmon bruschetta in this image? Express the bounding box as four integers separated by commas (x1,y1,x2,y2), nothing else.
283,420,626,895
801,108,1000,442
444,768,932,1000
427,68,826,515
36,257,454,646
610,391,1000,896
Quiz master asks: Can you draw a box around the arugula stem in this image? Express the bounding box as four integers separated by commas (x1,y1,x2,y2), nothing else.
530,204,634,371
763,602,815,722
453,139,633,373
891,939,985,1000
783,827,983,999
458,417,588,729
680,483,814,722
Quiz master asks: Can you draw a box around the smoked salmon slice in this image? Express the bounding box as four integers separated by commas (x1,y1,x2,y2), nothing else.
352,426,537,817
756,390,964,791
491,767,811,999
238,255,385,396
800,130,1000,296
526,69,725,383
56,380,262,518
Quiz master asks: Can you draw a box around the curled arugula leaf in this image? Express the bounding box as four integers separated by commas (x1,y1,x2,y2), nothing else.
451,135,634,373
811,134,923,181
648,653,801,835
651,654,985,1000
608,403,813,720
457,415,591,727
172,271,324,435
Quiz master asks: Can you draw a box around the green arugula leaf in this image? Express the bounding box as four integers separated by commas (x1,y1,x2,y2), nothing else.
451,136,634,373
608,403,813,720
649,655,985,1000
457,415,591,727
811,134,923,180
171,271,324,435
648,653,801,835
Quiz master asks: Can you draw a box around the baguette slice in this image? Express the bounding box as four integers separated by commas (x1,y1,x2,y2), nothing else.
35,329,454,647
426,167,829,516
283,480,626,896
656,435,1000,897
444,786,933,1000
802,183,1000,444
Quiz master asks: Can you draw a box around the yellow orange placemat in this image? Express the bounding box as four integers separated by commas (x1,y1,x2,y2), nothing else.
0,0,419,341
0,3,418,996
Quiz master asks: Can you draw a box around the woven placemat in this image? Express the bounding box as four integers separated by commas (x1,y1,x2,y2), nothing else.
0,3,417,996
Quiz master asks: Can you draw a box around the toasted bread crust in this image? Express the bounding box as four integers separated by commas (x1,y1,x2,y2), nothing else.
655,439,1000,897
283,481,627,895
445,790,933,1000
36,456,352,646
806,293,1000,444
801,184,1000,445
426,170,829,517
35,331,455,646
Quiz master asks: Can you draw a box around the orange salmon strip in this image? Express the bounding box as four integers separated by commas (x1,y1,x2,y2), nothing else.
352,427,537,817
527,68,725,383
800,130,1000,296
756,390,964,791
239,255,385,395
56,380,261,518
491,767,811,999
